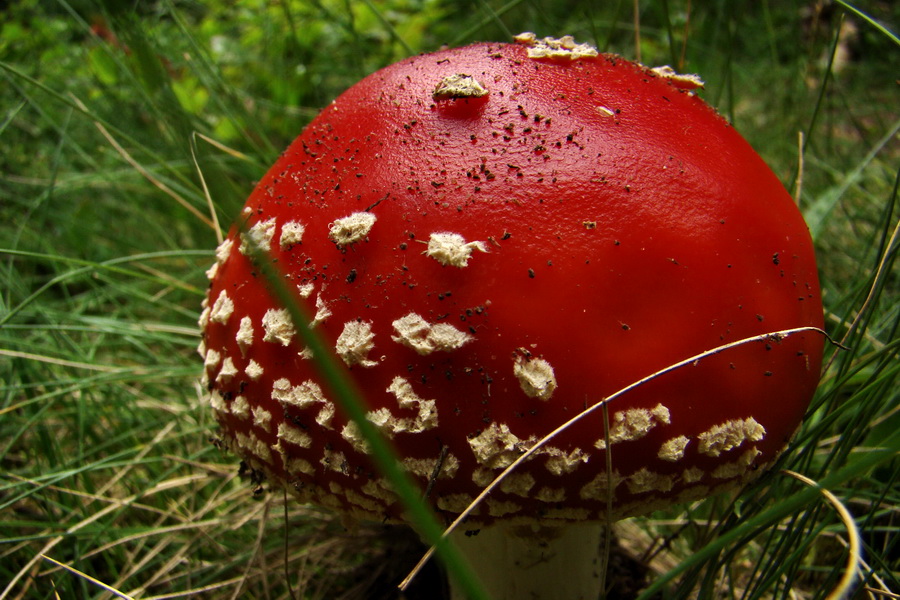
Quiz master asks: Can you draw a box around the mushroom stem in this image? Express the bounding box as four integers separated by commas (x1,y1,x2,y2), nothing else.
448,522,606,600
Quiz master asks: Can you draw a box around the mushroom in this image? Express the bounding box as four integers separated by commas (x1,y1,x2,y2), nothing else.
199,34,824,600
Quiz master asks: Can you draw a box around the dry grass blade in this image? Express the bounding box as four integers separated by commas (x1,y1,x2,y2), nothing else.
824,215,899,373
190,131,224,245
780,470,862,600
95,421,178,500
67,95,215,230
0,348,127,374
142,576,247,600
39,555,137,600
599,403,614,597
229,500,273,600
865,588,900,599
400,326,839,591
1,472,224,600
795,130,805,205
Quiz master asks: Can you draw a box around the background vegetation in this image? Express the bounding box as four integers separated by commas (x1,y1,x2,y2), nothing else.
1,0,897,598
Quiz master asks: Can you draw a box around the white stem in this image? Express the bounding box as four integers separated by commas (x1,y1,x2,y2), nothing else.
448,522,606,600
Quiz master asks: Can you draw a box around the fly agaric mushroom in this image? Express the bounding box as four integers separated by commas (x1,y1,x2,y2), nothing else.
200,33,824,600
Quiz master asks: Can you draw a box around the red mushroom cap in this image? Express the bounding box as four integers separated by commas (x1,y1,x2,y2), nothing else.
200,36,824,525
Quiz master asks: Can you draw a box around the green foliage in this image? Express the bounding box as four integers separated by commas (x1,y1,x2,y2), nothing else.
1,0,897,598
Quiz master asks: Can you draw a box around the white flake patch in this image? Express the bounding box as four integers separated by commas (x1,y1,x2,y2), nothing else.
214,238,234,265
251,405,273,432
391,313,473,355
487,499,522,517
336,320,378,367
216,357,238,383
595,404,671,449
361,479,398,505
682,467,705,484
245,359,264,380
311,292,332,328
711,447,761,479
513,354,557,401
468,422,535,469
272,378,335,429
437,494,477,514
297,282,315,298
273,377,322,405
208,391,226,412
321,448,347,474
316,487,344,511
379,377,439,434
198,306,211,330
626,468,675,495
235,430,271,463
209,291,234,325
272,439,287,460
340,420,370,454
262,308,296,346
424,232,487,267
432,74,489,101
579,471,624,501
472,467,495,487
499,472,536,497
277,422,312,448
543,446,590,475
203,348,222,371
286,457,314,476
697,417,765,457
205,261,219,281
329,212,376,247
658,435,690,462
236,316,253,356
239,217,277,255
344,487,383,512
206,239,230,278
536,487,566,503
316,401,335,429
403,454,460,480
280,220,306,249
231,395,250,419
650,65,705,89
514,32,599,60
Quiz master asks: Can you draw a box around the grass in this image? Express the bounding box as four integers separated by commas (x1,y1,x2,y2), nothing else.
1,0,898,598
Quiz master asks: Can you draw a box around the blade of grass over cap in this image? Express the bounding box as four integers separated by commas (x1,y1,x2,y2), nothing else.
237,223,490,600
